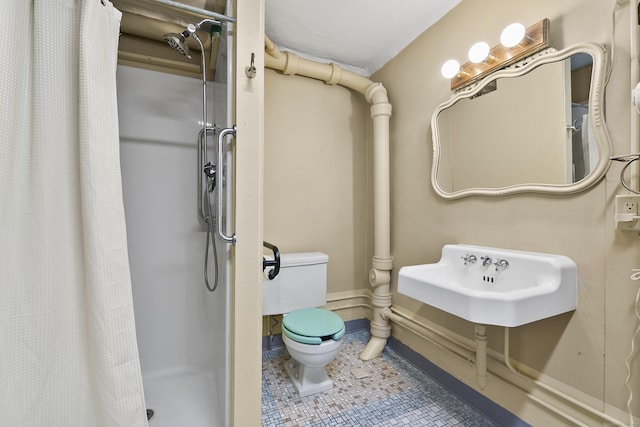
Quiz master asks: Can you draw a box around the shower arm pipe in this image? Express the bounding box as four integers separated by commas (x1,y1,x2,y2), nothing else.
138,0,235,23
265,36,393,360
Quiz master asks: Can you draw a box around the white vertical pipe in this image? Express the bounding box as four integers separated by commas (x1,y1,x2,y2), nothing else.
475,324,488,389
264,43,394,359
361,84,393,360
371,101,391,258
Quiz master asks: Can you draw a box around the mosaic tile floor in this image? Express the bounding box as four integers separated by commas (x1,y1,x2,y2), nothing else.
262,330,499,427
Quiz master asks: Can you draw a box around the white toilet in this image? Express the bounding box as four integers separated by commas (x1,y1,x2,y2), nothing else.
263,252,345,397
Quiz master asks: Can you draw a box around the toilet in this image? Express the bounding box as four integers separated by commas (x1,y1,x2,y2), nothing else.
263,252,345,397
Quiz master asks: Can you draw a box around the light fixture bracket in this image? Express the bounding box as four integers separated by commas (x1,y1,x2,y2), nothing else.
450,18,550,91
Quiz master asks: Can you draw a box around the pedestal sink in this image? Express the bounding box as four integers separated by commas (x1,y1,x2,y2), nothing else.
397,244,577,327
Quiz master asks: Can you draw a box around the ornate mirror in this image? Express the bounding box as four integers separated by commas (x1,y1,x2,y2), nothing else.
431,43,611,199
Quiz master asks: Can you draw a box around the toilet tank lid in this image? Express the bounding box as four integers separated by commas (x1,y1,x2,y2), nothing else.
279,252,328,267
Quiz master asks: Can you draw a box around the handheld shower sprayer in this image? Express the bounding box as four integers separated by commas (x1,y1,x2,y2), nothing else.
163,30,192,59
163,20,221,60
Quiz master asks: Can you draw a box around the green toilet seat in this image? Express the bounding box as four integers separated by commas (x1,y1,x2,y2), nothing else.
282,308,345,345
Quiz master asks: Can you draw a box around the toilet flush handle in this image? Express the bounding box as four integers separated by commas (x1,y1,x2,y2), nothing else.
263,241,281,280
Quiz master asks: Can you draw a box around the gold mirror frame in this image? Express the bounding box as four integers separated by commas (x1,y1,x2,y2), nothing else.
431,43,611,199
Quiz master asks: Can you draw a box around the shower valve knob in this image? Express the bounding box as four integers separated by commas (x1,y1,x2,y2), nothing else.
203,162,216,177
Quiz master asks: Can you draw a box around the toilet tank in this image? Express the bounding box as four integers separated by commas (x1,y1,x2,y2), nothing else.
262,252,328,316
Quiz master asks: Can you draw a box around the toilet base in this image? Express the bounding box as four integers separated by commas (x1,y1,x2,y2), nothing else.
284,359,333,397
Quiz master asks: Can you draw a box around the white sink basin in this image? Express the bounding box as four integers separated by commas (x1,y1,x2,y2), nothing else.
397,244,577,327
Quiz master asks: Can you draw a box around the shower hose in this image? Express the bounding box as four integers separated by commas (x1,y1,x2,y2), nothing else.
203,187,219,292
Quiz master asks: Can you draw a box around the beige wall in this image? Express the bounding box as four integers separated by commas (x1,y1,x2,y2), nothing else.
264,70,372,296
264,0,640,425
373,0,639,424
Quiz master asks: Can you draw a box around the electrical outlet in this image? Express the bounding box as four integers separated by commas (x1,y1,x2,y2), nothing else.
615,195,640,230
616,195,639,214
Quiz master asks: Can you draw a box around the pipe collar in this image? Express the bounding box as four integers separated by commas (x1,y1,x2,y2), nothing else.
370,103,392,118
372,255,393,271
283,52,299,75
325,63,342,85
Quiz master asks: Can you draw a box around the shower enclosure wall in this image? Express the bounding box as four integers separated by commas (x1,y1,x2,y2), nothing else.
117,65,230,427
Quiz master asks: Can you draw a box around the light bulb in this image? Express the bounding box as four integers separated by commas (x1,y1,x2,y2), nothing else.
468,42,490,63
500,23,526,48
441,59,461,79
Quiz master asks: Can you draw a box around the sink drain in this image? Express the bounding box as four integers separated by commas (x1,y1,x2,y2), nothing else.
147,409,154,421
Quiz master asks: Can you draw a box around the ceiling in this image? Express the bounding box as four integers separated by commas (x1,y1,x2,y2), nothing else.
113,0,461,77
265,0,460,76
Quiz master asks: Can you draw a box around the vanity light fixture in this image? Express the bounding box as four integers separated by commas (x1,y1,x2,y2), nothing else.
468,42,491,63
441,59,461,79
443,18,549,91
500,23,526,48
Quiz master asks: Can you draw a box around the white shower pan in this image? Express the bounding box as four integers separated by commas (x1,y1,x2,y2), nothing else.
398,244,578,327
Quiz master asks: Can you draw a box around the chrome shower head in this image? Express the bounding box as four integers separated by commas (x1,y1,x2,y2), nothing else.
164,30,191,59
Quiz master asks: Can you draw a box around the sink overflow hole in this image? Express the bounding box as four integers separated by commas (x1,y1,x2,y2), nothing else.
483,276,495,283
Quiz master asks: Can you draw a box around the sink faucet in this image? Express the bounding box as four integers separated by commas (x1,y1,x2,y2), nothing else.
461,254,477,265
480,256,493,267
494,258,509,272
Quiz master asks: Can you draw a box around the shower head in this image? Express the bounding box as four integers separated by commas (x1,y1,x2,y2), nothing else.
164,30,191,59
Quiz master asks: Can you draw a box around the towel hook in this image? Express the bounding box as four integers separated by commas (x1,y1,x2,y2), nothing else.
566,119,582,132
245,52,257,79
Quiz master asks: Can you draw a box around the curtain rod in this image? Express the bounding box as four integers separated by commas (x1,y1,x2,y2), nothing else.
138,0,235,23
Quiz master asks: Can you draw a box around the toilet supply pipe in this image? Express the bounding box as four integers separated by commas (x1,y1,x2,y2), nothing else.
264,36,393,360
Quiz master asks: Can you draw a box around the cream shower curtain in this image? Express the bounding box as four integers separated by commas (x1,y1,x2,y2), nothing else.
0,1,147,426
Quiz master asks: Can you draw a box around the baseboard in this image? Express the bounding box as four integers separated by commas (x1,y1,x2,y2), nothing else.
387,336,531,427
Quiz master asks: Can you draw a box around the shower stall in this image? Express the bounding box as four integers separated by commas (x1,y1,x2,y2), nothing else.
111,0,265,424
117,49,232,426
1,0,262,424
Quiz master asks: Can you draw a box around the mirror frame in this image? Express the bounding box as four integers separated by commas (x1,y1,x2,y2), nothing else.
431,43,611,199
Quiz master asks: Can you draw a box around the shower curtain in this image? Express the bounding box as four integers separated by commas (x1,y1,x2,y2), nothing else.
0,1,147,426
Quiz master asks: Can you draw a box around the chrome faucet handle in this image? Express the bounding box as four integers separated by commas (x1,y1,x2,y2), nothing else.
461,254,477,265
480,256,493,267
494,258,509,271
